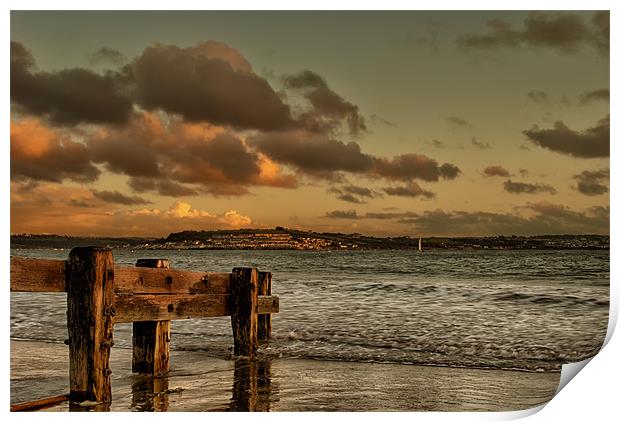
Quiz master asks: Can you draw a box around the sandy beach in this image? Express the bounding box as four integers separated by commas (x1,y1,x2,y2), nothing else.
11,340,560,412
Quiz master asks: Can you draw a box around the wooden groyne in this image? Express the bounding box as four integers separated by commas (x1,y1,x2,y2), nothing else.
10,247,279,410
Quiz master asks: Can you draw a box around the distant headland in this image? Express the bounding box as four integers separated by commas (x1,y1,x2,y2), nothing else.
10,228,609,250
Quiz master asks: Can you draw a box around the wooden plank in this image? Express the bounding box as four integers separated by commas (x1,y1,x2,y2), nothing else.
10,257,65,292
114,266,231,295
10,394,70,412
132,259,171,375
257,271,272,341
10,257,231,295
230,267,259,358
66,247,115,404
115,294,278,323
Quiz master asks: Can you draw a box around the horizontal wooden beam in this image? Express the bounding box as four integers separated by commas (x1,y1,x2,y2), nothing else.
10,257,66,292
115,294,279,323
114,266,231,295
10,257,231,295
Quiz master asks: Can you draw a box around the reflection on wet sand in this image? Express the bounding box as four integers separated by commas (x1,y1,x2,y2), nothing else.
230,358,276,411
130,375,170,411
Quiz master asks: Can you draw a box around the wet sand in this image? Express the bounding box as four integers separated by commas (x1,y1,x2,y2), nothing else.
11,340,560,412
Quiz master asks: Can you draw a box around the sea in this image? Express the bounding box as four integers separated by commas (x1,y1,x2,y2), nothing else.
10,248,609,373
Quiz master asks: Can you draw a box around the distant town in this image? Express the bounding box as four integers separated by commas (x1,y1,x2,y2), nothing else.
11,228,610,250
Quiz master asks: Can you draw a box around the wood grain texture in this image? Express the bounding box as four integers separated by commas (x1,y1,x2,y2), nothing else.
114,266,231,295
10,257,65,292
230,267,259,358
115,294,278,323
11,258,232,295
66,247,115,404
257,271,272,341
132,259,171,375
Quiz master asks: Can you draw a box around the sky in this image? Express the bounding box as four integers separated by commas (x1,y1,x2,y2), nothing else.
9,10,610,237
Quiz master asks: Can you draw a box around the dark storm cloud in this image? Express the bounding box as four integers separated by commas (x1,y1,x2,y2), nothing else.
372,154,461,182
573,168,609,196
503,179,557,195
91,189,153,205
578,89,610,105
89,47,128,66
382,183,435,199
11,119,100,183
527,91,550,103
130,42,294,131
446,115,472,129
457,11,610,55
284,70,366,135
484,165,510,177
249,130,374,174
523,115,609,158
10,41,133,126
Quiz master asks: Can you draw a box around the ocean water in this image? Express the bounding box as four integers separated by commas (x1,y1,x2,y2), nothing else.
10,248,609,373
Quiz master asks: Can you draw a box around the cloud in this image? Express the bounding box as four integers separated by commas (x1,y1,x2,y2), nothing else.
323,203,608,235
523,114,609,158
519,169,529,177
457,11,609,55
220,209,253,227
382,183,435,198
527,90,550,103
91,189,153,205
324,210,360,219
250,130,373,175
89,112,297,196
471,137,491,149
11,184,256,236
284,70,366,135
369,114,397,128
128,177,199,197
402,204,608,236
573,168,609,196
11,118,100,183
483,165,510,177
328,184,380,203
130,42,293,131
503,179,557,194
10,41,133,126
578,89,610,105
446,115,472,129
372,154,461,182
89,47,127,66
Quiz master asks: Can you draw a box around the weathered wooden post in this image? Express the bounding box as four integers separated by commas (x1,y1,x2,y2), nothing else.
230,267,259,357
257,272,272,341
66,247,115,404
132,259,171,375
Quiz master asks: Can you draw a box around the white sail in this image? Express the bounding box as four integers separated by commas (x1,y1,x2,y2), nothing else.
418,236,422,252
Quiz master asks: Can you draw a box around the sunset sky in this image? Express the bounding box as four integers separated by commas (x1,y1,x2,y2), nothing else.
10,10,610,237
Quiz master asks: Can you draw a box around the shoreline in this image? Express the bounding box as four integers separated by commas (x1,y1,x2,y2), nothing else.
11,339,561,412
